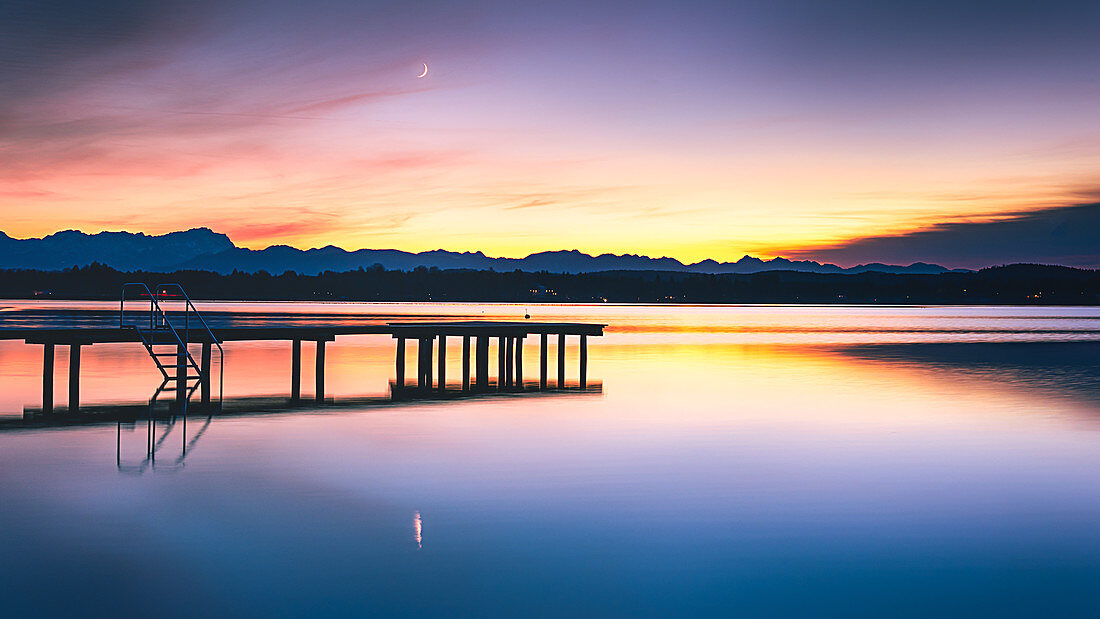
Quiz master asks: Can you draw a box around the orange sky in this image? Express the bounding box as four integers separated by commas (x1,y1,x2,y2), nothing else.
3,1,1099,263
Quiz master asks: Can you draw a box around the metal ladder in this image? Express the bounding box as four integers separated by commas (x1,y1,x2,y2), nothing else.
120,283,223,413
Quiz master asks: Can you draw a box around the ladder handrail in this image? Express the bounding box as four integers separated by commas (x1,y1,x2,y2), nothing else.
154,283,222,345
120,283,191,358
120,282,159,331
121,285,198,373
155,283,224,407
120,282,223,410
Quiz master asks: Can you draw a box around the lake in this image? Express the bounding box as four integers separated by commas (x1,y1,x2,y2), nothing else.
2,303,1100,616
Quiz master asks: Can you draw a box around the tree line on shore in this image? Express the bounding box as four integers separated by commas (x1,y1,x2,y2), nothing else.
0,262,1097,305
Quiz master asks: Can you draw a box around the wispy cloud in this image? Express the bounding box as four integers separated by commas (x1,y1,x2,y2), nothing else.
288,87,435,115
5,0,1100,262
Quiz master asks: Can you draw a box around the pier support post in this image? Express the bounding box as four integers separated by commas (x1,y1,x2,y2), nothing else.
505,336,514,388
425,337,433,390
417,340,425,389
476,336,489,390
462,336,471,391
515,337,523,388
176,344,187,409
315,340,326,403
437,335,447,392
395,337,405,390
579,335,587,390
540,333,548,390
557,333,566,389
418,337,433,391
497,336,506,390
201,342,212,407
291,339,302,401
42,343,55,414
68,343,81,413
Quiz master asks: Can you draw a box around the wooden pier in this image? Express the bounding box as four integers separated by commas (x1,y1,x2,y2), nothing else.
0,321,605,414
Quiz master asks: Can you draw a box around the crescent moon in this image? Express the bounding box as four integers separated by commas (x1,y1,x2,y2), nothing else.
417,63,428,78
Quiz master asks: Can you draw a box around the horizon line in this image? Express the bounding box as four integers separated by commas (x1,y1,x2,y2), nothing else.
0,226,963,270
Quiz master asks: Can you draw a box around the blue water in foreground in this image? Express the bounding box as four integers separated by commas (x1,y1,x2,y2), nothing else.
1,303,1099,617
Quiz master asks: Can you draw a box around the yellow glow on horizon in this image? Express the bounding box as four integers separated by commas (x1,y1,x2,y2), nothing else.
2,118,1091,264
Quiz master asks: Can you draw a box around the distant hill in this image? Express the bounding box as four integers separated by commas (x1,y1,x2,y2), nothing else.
1,262,1095,304
0,228,235,272
0,227,970,275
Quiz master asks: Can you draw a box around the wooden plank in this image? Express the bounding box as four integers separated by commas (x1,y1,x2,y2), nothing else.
3,321,605,345
386,322,606,338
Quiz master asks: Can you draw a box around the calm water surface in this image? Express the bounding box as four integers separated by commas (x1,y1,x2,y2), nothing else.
2,303,1099,617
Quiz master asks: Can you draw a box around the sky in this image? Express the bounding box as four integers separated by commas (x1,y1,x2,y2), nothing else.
2,0,1100,267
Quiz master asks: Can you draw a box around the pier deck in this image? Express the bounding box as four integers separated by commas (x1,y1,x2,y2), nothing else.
0,321,605,414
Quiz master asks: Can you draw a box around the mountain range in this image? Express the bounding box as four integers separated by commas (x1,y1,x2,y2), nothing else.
0,228,969,275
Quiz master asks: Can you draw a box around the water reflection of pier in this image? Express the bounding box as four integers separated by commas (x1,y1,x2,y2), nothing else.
116,410,215,474
2,389,604,474
7,387,604,431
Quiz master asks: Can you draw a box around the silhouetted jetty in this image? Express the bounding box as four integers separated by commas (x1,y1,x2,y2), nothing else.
0,321,605,415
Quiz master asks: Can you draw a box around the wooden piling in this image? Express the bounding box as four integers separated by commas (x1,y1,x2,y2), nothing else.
315,340,326,403
462,335,471,391
505,336,514,387
42,343,54,414
424,337,433,390
437,335,447,392
476,335,489,390
540,333,548,390
395,337,405,390
497,336,506,389
557,333,566,389
515,337,524,388
68,343,81,413
291,339,302,401
417,338,427,389
579,334,587,390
